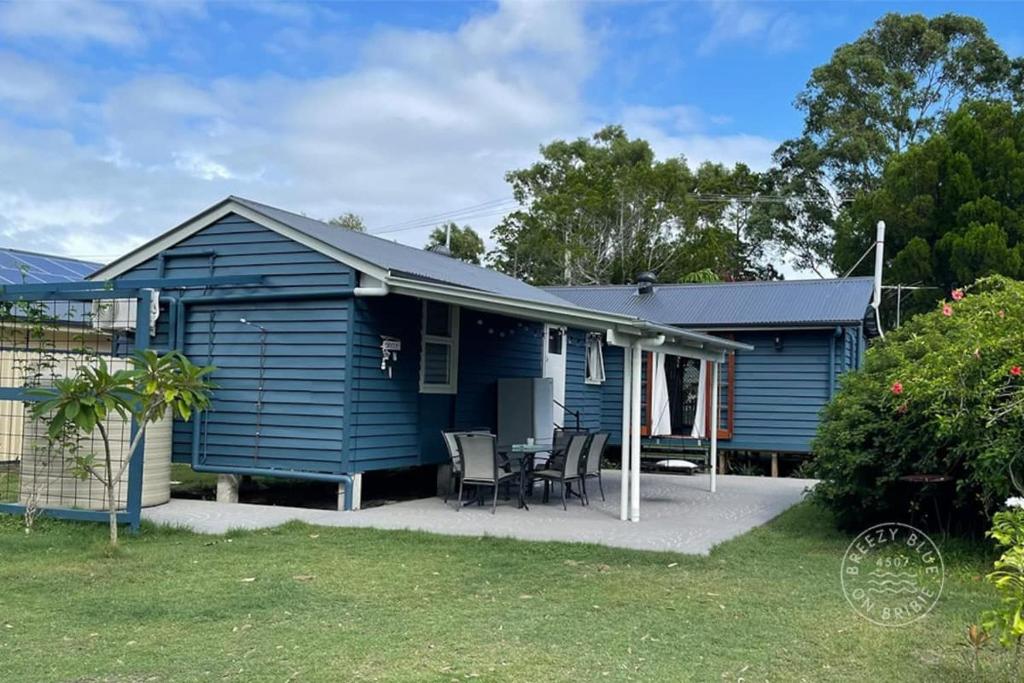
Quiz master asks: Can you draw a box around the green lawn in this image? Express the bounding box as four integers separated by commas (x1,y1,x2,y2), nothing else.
0,503,1017,682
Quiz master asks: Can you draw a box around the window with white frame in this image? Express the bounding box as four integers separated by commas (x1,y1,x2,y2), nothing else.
585,333,606,384
419,301,459,393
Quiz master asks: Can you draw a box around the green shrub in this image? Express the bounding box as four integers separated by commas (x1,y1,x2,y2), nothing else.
982,503,1024,650
809,275,1024,529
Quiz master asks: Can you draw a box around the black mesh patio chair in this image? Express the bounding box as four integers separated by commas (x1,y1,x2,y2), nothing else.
546,428,589,471
579,432,610,504
532,433,588,510
455,432,519,514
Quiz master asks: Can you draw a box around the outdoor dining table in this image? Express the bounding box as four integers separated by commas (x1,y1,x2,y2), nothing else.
502,442,551,510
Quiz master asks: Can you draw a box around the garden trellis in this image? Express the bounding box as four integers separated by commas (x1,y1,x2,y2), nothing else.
0,285,155,529
0,274,261,530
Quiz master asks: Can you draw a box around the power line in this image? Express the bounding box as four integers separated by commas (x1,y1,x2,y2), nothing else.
368,197,517,235
364,192,823,238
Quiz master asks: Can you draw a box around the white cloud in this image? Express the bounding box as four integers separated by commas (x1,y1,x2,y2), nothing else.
0,0,143,47
173,151,239,181
621,106,777,170
0,52,63,106
0,0,780,264
699,0,803,56
622,105,712,135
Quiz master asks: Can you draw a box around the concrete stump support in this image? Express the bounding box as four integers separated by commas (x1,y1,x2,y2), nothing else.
338,473,363,511
216,474,240,504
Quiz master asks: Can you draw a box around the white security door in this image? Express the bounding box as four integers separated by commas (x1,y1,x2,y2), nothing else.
542,325,567,427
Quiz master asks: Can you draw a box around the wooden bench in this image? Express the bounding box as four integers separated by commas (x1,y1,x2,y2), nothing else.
640,437,711,472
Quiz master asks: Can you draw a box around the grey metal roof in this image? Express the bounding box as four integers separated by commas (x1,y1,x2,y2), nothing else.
231,196,573,308
0,248,99,285
544,278,876,328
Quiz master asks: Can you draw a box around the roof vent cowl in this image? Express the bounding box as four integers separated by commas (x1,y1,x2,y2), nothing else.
636,271,657,295
427,244,452,257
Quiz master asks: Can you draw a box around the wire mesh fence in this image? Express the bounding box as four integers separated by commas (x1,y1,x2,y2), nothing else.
0,291,152,523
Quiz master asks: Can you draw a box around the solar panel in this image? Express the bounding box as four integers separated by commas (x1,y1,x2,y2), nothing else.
0,249,101,285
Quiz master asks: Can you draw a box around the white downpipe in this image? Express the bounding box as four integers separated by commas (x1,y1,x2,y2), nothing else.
629,344,643,522
710,360,720,494
354,283,389,297
354,273,390,297
619,341,633,522
872,220,885,339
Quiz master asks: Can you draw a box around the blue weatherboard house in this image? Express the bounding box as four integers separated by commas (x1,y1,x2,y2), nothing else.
90,197,745,516
547,276,877,457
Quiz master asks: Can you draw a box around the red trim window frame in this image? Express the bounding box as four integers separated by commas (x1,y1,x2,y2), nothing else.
642,342,736,440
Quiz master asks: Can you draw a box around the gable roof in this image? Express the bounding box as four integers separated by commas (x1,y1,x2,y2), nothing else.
0,248,100,285
87,196,752,357
93,195,570,308
545,277,876,329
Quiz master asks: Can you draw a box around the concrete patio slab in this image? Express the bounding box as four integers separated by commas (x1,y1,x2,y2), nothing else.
143,472,814,555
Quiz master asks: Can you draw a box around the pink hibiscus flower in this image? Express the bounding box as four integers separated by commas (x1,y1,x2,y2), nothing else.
891,381,904,395
942,304,953,317
951,289,964,301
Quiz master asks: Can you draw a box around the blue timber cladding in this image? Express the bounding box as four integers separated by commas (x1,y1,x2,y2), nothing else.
348,302,545,472
596,329,859,453
348,294,422,472
563,329,602,432
118,213,355,472
601,345,624,444
121,214,355,293
728,330,831,453
181,301,349,472
454,309,543,434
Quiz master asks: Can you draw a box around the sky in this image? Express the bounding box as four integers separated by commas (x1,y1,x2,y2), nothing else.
0,0,1021,272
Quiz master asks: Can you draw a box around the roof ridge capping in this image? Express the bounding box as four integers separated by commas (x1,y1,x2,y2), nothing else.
544,276,873,291
229,194,512,276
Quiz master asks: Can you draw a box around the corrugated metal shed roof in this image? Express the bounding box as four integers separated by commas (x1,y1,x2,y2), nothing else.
231,196,572,308
0,248,100,285
544,278,876,328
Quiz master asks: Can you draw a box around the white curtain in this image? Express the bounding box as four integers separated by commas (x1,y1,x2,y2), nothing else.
586,335,605,383
690,361,708,439
650,352,673,436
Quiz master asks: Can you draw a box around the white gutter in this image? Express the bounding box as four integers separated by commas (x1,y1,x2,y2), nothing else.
388,275,751,355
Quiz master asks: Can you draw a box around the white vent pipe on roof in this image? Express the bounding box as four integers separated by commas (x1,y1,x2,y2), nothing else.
872,220,885,339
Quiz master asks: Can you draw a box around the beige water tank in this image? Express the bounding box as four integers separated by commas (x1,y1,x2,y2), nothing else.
18,410,173,510
5,351,174,510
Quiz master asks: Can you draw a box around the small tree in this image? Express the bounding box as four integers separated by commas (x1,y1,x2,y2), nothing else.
425,222,485,264
328,212,366,231
30,350,214,546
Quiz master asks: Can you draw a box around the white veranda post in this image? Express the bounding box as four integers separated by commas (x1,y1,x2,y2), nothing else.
619,343,633,522
629,344,643,523
710,359,720,494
